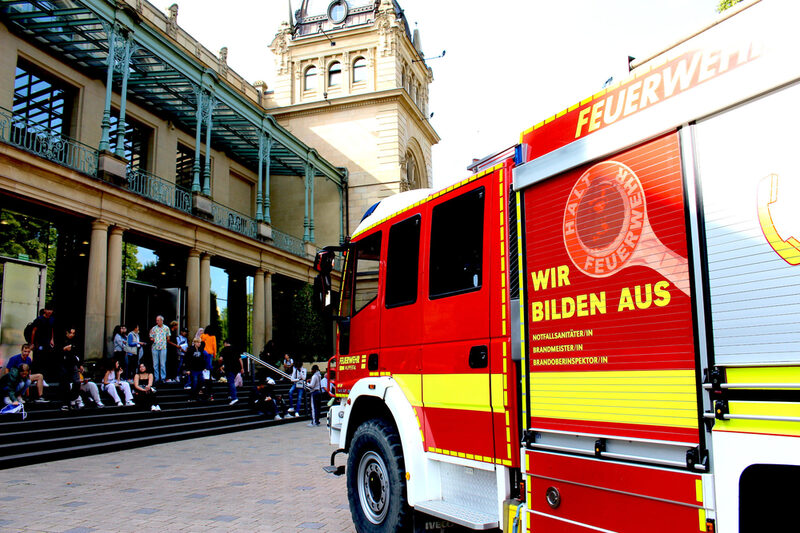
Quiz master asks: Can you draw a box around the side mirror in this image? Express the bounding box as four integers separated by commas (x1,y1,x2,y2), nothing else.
314,272,333,314
313,246,346,316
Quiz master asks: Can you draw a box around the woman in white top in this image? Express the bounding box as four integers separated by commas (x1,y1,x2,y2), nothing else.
102,359,134,406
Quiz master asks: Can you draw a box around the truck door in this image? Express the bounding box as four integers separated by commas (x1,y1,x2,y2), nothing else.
337,230,382,393
380,213,424,420
421,181,495,461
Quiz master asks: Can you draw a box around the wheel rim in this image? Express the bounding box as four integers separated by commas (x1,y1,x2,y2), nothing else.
357,450,390,524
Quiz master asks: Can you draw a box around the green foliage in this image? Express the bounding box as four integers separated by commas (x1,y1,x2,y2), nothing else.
0,210,57,301
717,0,742,12
290,283,329,361
122,242,143,281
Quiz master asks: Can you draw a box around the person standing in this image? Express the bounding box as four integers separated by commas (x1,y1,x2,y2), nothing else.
149,316,170,384
58,328,83,410
112,325,127,374
175,327,189,385
287,360,306,417
307,364,322,427
126,325,145,371
220,339,243,406
201,325,217,362
186,337,208,402
30,306,55,381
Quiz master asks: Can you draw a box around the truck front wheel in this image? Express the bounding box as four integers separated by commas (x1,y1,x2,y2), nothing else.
347,418,410,532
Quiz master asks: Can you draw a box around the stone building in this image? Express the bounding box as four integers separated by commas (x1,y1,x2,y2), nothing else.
267,0,439,235
0,0,437,362
0,0,346,361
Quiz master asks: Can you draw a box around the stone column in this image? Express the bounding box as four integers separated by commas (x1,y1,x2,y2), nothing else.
264,271,273,345
85,220,109,360
200,253,211,328
104,226,124,353
186,249,200,337
252,268,265,355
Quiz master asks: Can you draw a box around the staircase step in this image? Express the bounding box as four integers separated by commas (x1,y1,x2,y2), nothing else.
0,415,301,469
0,376,332,469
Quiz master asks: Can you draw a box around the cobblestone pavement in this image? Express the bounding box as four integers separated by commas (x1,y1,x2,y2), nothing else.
0,422,355,533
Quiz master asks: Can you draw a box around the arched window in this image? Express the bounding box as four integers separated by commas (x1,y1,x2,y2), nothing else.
328,62,342,87
405,151,422,190
352,57,367,83
304,66,317,91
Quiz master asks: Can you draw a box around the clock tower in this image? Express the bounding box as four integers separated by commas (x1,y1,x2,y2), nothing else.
266,0,439,237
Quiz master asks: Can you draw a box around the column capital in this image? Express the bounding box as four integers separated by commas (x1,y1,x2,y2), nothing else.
188,248,201,258
91,220,110,231
109,225,126,236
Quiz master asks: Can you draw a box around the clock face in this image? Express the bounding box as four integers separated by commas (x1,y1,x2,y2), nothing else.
328,0,348,23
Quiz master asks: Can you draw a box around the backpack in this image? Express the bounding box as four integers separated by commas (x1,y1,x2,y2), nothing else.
23,322,34,343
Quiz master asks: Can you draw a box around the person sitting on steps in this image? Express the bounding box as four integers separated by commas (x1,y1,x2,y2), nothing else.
102,359,134,406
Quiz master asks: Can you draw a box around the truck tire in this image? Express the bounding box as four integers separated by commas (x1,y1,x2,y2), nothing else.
347,418,410,532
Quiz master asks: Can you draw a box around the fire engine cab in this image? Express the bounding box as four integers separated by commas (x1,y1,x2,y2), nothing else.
315,1,800,531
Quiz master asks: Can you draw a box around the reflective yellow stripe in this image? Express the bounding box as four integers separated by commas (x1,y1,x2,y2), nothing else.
530,370,698,428
714,401,800,436
698,508,706,532
393,374,422,407
491,373,505,410
423,373,492,412
695,479,703,504
727,366,800,389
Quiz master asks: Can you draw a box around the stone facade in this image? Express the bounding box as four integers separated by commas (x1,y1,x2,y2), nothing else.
267,0,439,237
0,0,346,360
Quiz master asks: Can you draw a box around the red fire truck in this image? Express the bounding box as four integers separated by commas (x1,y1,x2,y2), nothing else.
315,1,800,531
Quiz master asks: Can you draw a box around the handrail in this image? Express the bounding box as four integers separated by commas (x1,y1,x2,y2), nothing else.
242,352,310,390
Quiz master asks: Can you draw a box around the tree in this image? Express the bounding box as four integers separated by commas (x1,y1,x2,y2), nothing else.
290,283,329,361
122,242,143,281
717,0,742,12
0,210,57,301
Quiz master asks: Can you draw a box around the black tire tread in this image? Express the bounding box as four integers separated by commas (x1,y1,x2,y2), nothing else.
346,418,411,533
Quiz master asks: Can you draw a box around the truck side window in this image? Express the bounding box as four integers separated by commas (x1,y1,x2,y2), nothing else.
385,215,421,308
429,186,485,299
353,231,382,315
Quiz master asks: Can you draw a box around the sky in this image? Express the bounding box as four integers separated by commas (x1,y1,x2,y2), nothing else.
175,0,722,188
165,0,723,301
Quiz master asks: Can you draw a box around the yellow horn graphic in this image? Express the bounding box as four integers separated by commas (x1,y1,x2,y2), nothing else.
757,173,800,265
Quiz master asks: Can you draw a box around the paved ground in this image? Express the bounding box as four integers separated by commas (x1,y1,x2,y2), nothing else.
0,422,355,533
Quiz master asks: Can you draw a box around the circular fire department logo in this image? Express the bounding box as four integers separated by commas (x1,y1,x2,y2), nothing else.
562,160,647,278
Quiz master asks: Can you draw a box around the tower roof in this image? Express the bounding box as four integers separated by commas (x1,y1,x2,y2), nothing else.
294,0,411,42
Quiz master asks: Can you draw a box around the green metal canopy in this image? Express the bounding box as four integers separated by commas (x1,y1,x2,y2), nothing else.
0,0,346,185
